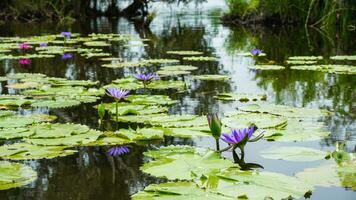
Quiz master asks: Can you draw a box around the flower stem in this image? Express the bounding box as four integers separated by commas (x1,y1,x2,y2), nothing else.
115,100,118,130
215,138,220,151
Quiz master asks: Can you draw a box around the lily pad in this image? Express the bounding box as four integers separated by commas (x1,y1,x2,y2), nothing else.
163,127,212,138
0,128,31,139
0,95,33,107
239,103,330,118
0,143,77,160
132,181,232,200
160,65,198,71
210,168,313,200
223,112,287,129
141,146,234,180
6,82,40,89
248,65,285,70
288,56,323,60
157,70,191,76
260,146,327,162
107,78,187,90
166,51,203,56
126,95,177,105
192,75,230,81
0,114,57,129
290,65,356,75
83,41,111,47
330,55,356,61
286,60,317,65
29,123,90,138
214,93,267,102
0,161,37,190
101,102,167,116
183,56,218,61
118,128,164,141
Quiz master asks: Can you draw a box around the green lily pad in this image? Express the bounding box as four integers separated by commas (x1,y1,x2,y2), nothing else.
214,93,267,102
290,65,356,75
102,61,143,68
29,123,90,138
288,56,323,60
157,70,191,76
210,168,313,200
0,110,15,118
192,75,230,81
263,119,330,142
6,81,41,89
132,181,233,200
31,98,82,108
236,52,267,57
86,132,131,146
142,59,180,64
25,129,102,146
296,161,356,190
160,65,198,71
0,114,56,129
47,79,99,87
183,56,218,61
101,102,168,116
126,95,177,105
163,126,212,138
166,51,203,56
248,65,285,70
106,78,187,90
83,41,111,47
0,143,77,160
286,60,318,65
118,128,164,141
0,128,31,139
0,161,37,190
141,146,234,180
260,146,327,162
0,95,33,107
330,55,356,61
6,73,47,80
239,103,330,118
223,112,287,129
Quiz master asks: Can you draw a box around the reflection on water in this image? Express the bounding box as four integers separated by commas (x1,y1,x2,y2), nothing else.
0,0,355,199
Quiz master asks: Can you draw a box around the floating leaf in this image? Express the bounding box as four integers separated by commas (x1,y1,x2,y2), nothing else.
210,168,313,200
86,132,131,146
166,51,203,56
160,65,198,71
141,146,234,180
83,41,111,47
157,70,191,76
6,81,40,89
0,128,31,139
0,95,33,107
239,103,330,118
214,93,267,102
223,112,287,129
132,181,233,200
0,114,56,129
263,119,330,142
192,75,230,81
126,95,177,105
330,55,356,61
288,56,323,60
290,65,356,75
183,56,218,61
29,123,90,138
236,52,267,57
118,128,164,141
260,146,327,162
25,129,102,146
102,102,167,116
0,161,37,190
0,143,77,160
286,60,317,65
163,127,212,138
106,78,187,90
249,65,285,70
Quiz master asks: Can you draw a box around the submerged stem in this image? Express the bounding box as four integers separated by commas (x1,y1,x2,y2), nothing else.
115,100,118,130
215,138,220,151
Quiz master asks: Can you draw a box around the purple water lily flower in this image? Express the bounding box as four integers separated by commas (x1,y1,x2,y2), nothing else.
106,88,129,101
39,43,48,47
251,48,262,56
220,126,255,145
60,32,71,38
108,146,130,156
61,53,72,60
134,73,159,86
18,58,32,65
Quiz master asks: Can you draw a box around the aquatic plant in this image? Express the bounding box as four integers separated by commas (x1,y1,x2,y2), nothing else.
61,53,72,60
18,58,32,65
220,125,263,161
134,73,159,87
207,113,222,151
19,42,30,50
98,102,106,126
39,43,48,47
108,146,130,156
106,88,130,124
60,32,71,38
250,48,262,56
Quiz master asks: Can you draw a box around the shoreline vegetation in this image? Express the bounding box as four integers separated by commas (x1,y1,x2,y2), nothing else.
222,0,356,30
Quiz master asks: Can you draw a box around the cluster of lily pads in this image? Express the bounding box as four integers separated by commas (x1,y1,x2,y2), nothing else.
0,33,355,199
247,50,356,75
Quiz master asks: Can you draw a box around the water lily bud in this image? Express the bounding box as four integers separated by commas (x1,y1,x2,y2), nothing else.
207,113,222,139
98,103,106,119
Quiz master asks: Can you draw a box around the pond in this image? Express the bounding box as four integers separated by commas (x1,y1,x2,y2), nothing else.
0,1,355,200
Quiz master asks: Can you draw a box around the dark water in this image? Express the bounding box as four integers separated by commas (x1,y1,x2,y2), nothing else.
0,1,355,199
